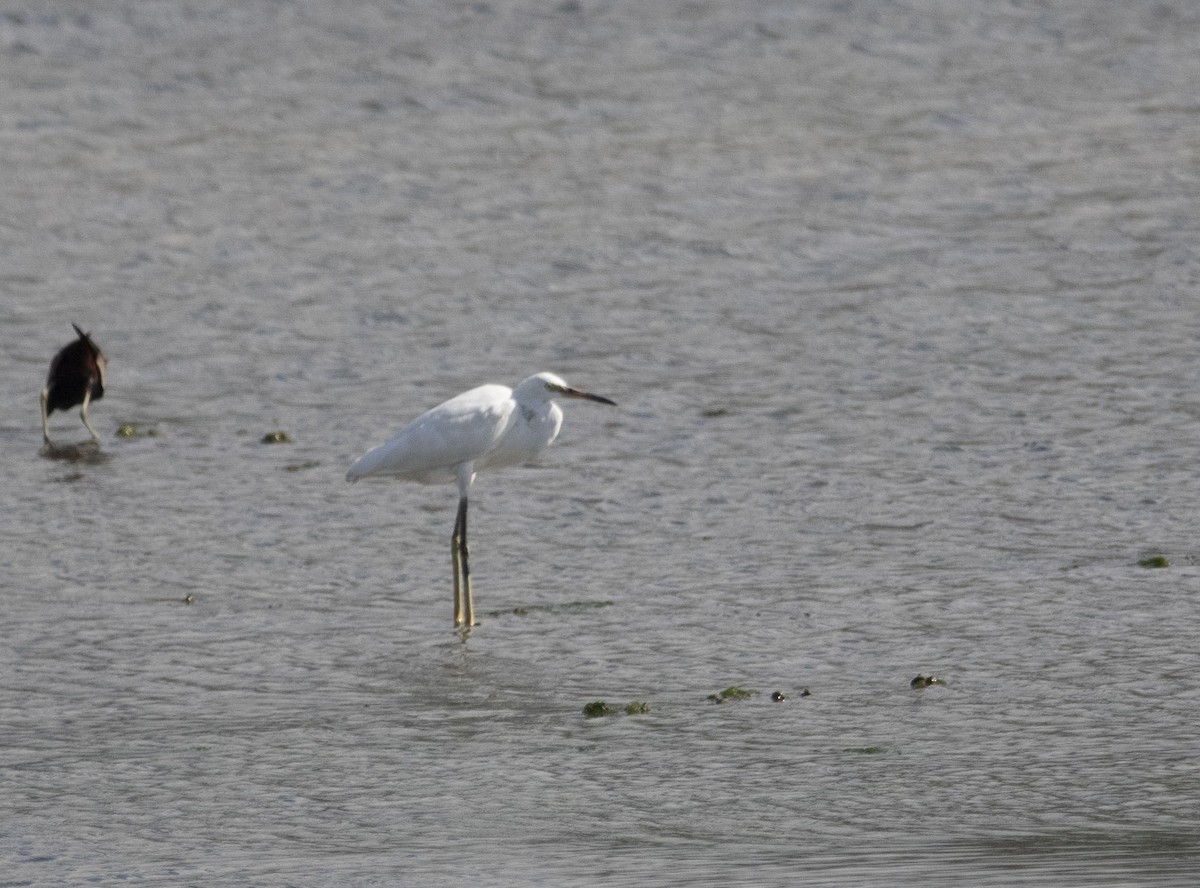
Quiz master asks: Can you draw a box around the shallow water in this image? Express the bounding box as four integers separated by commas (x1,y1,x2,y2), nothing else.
3,1,1200,884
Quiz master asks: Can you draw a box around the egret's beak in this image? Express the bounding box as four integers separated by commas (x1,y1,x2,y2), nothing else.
564,387,616,406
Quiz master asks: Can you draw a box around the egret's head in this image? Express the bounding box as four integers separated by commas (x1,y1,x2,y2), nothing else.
534,372,570,394
518,373,616,406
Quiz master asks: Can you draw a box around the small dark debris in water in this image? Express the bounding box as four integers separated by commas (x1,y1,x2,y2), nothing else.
283,461,321,472
911,674,947,689
182,593,195,605
624,701,650,715
261,431,292,444
484,600,613,619
559,599,614,611
701,407,730,418
848,746,885,755
1137,554,1169,569
770,688,809,702
708,686,758,704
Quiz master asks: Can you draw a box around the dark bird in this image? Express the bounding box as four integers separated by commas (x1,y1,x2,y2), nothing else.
41,323,107,445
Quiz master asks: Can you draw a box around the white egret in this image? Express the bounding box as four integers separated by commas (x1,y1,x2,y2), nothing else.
41,323,107,445
346,372,616,629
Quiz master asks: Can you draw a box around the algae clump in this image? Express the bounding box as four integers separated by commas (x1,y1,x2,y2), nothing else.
708,686,758,704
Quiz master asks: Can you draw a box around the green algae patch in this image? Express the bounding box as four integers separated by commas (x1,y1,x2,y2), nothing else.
115,423,161,438
261,431,293,444
910,674,947,689
1137,554,1170,569
847,746,885,755
584,700,651,719
708,686,758,704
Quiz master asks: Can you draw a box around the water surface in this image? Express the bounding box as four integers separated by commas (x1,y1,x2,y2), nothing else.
3,1,1200,884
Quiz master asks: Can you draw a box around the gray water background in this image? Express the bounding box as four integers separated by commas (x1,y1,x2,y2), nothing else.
3,1,1200,884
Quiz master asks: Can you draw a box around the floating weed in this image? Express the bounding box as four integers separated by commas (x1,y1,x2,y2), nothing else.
1137,554,1170,569
283,460,321,472
847,746,886,755
708,686,758,704
624,701,651,715
261,431,293,444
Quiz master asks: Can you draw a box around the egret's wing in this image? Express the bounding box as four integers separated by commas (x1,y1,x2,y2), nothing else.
346,384,516,481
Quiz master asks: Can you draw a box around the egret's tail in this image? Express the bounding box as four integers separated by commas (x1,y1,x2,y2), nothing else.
346,443,391,482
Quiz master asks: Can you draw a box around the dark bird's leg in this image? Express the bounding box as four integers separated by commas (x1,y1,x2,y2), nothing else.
80,384,100,441
40,388,52,445
452,495,474,628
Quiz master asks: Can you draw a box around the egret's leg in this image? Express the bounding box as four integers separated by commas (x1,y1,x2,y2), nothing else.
452,501,464,626
451,495,474,628
80,386,100,441
460,498,474,628
452,496,474,627
40,388,51,445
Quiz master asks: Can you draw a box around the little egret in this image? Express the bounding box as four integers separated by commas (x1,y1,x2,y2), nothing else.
41,323,107,445
346,372,616,629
